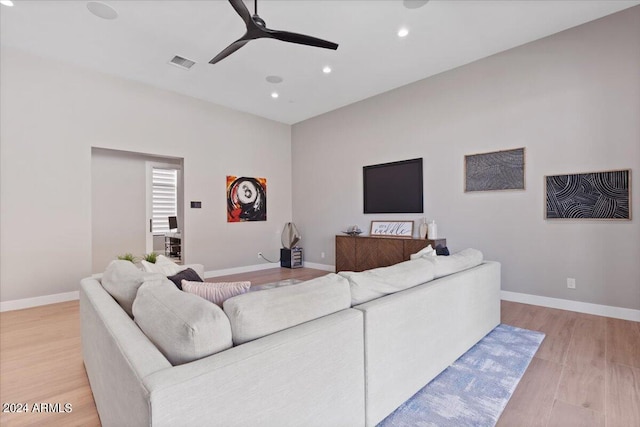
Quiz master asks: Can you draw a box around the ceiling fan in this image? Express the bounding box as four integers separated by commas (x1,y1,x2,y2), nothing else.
209,0,339,65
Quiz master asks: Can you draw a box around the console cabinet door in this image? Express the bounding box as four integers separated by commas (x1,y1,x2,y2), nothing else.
403,239,430,260
377,239,404,267
335,236,356,272
355,237,379,272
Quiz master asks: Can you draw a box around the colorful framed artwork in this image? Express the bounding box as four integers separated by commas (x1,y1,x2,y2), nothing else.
369,221,414,237
465,147,525,192
226,176,267,222
545,169,630,220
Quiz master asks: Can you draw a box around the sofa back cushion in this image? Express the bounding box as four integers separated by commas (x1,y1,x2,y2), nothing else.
432,248,483,279
101,260,162,317
340,257,436,305
223,273,351,345
133,278,233,365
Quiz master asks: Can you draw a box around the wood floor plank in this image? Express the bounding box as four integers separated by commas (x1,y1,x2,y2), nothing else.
501,300,527,327
525,307,576,364
556,364,605,413
606,363,640,427
606,318,640,369
564,315,606,370
496,357,562,427
555,314,606,413
547,400,604,427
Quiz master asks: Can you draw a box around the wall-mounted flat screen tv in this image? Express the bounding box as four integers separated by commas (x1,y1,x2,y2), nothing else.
363,158,423,214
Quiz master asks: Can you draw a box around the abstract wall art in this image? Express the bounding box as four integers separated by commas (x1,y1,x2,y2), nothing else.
226,176,267,222
545,169,630,220
465,147,525,192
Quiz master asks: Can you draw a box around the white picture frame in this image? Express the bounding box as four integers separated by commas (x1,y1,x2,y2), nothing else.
369,221,414,237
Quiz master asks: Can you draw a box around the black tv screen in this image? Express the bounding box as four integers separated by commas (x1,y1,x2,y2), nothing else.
363,158,423,214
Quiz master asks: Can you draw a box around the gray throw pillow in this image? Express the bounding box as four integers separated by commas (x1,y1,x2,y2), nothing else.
167,267,202,290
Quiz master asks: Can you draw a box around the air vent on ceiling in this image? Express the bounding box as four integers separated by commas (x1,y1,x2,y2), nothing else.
169,55,196,70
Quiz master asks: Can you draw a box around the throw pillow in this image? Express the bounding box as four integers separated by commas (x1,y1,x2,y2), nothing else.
409,244,436,260
141,254,185,276
435,245,450,256
167,267,202,290
182,280,251,307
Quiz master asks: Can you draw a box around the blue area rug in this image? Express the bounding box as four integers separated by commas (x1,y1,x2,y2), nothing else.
378,324,545,427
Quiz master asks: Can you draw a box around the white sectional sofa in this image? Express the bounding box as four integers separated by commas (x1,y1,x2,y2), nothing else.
80,251,500,427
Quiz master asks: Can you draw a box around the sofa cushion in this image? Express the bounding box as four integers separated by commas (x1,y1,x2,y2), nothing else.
101,260,162,317
340,257,437,305
141,255,186,276
182,280,251,306
132,278,233,365
167,267,203,290
432,248,483,278
223,273,351,345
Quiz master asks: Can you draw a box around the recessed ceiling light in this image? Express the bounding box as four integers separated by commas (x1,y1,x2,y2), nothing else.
87,1,118,20
266,75,283,84
271,92,279,99
398,27,410,38
322,66,332,74
0,0,14,6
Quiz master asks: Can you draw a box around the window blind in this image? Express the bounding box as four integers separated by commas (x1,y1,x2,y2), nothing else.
152,168,178,234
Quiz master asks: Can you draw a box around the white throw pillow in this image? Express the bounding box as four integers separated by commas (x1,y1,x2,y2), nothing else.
141,255,185,276
182,280,251,307
409,244,436,260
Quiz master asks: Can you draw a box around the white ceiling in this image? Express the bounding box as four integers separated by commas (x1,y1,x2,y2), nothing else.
1,0,638,124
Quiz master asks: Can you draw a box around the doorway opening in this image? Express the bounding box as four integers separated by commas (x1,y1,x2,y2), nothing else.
91,147,184,273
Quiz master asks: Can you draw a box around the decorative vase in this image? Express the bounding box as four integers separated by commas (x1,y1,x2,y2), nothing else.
419,222,428,239
427,220,438,239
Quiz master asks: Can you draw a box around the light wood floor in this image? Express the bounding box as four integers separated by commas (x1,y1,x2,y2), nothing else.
1,268,638,426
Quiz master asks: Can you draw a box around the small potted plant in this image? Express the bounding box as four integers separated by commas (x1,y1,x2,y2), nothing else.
143,252,158,264
117,253,137,263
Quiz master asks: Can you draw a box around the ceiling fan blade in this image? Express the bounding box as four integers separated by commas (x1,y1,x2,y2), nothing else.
209,38,250,64
265,29,338,50
228,0,252,26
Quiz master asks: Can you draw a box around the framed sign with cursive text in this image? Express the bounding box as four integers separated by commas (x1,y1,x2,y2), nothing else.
369,221,414,237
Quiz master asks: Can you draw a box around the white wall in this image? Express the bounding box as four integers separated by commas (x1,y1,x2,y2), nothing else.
292,8,640,310
0,47,292,301
91,148,147,272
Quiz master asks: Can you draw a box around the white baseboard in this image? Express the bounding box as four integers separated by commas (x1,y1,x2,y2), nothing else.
0,291,80,312
501,290,640,322
303,262,335,272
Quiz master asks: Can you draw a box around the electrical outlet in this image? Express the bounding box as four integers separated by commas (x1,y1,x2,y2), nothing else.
567,278,576,289
321,252,325,259
257,252,262,259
